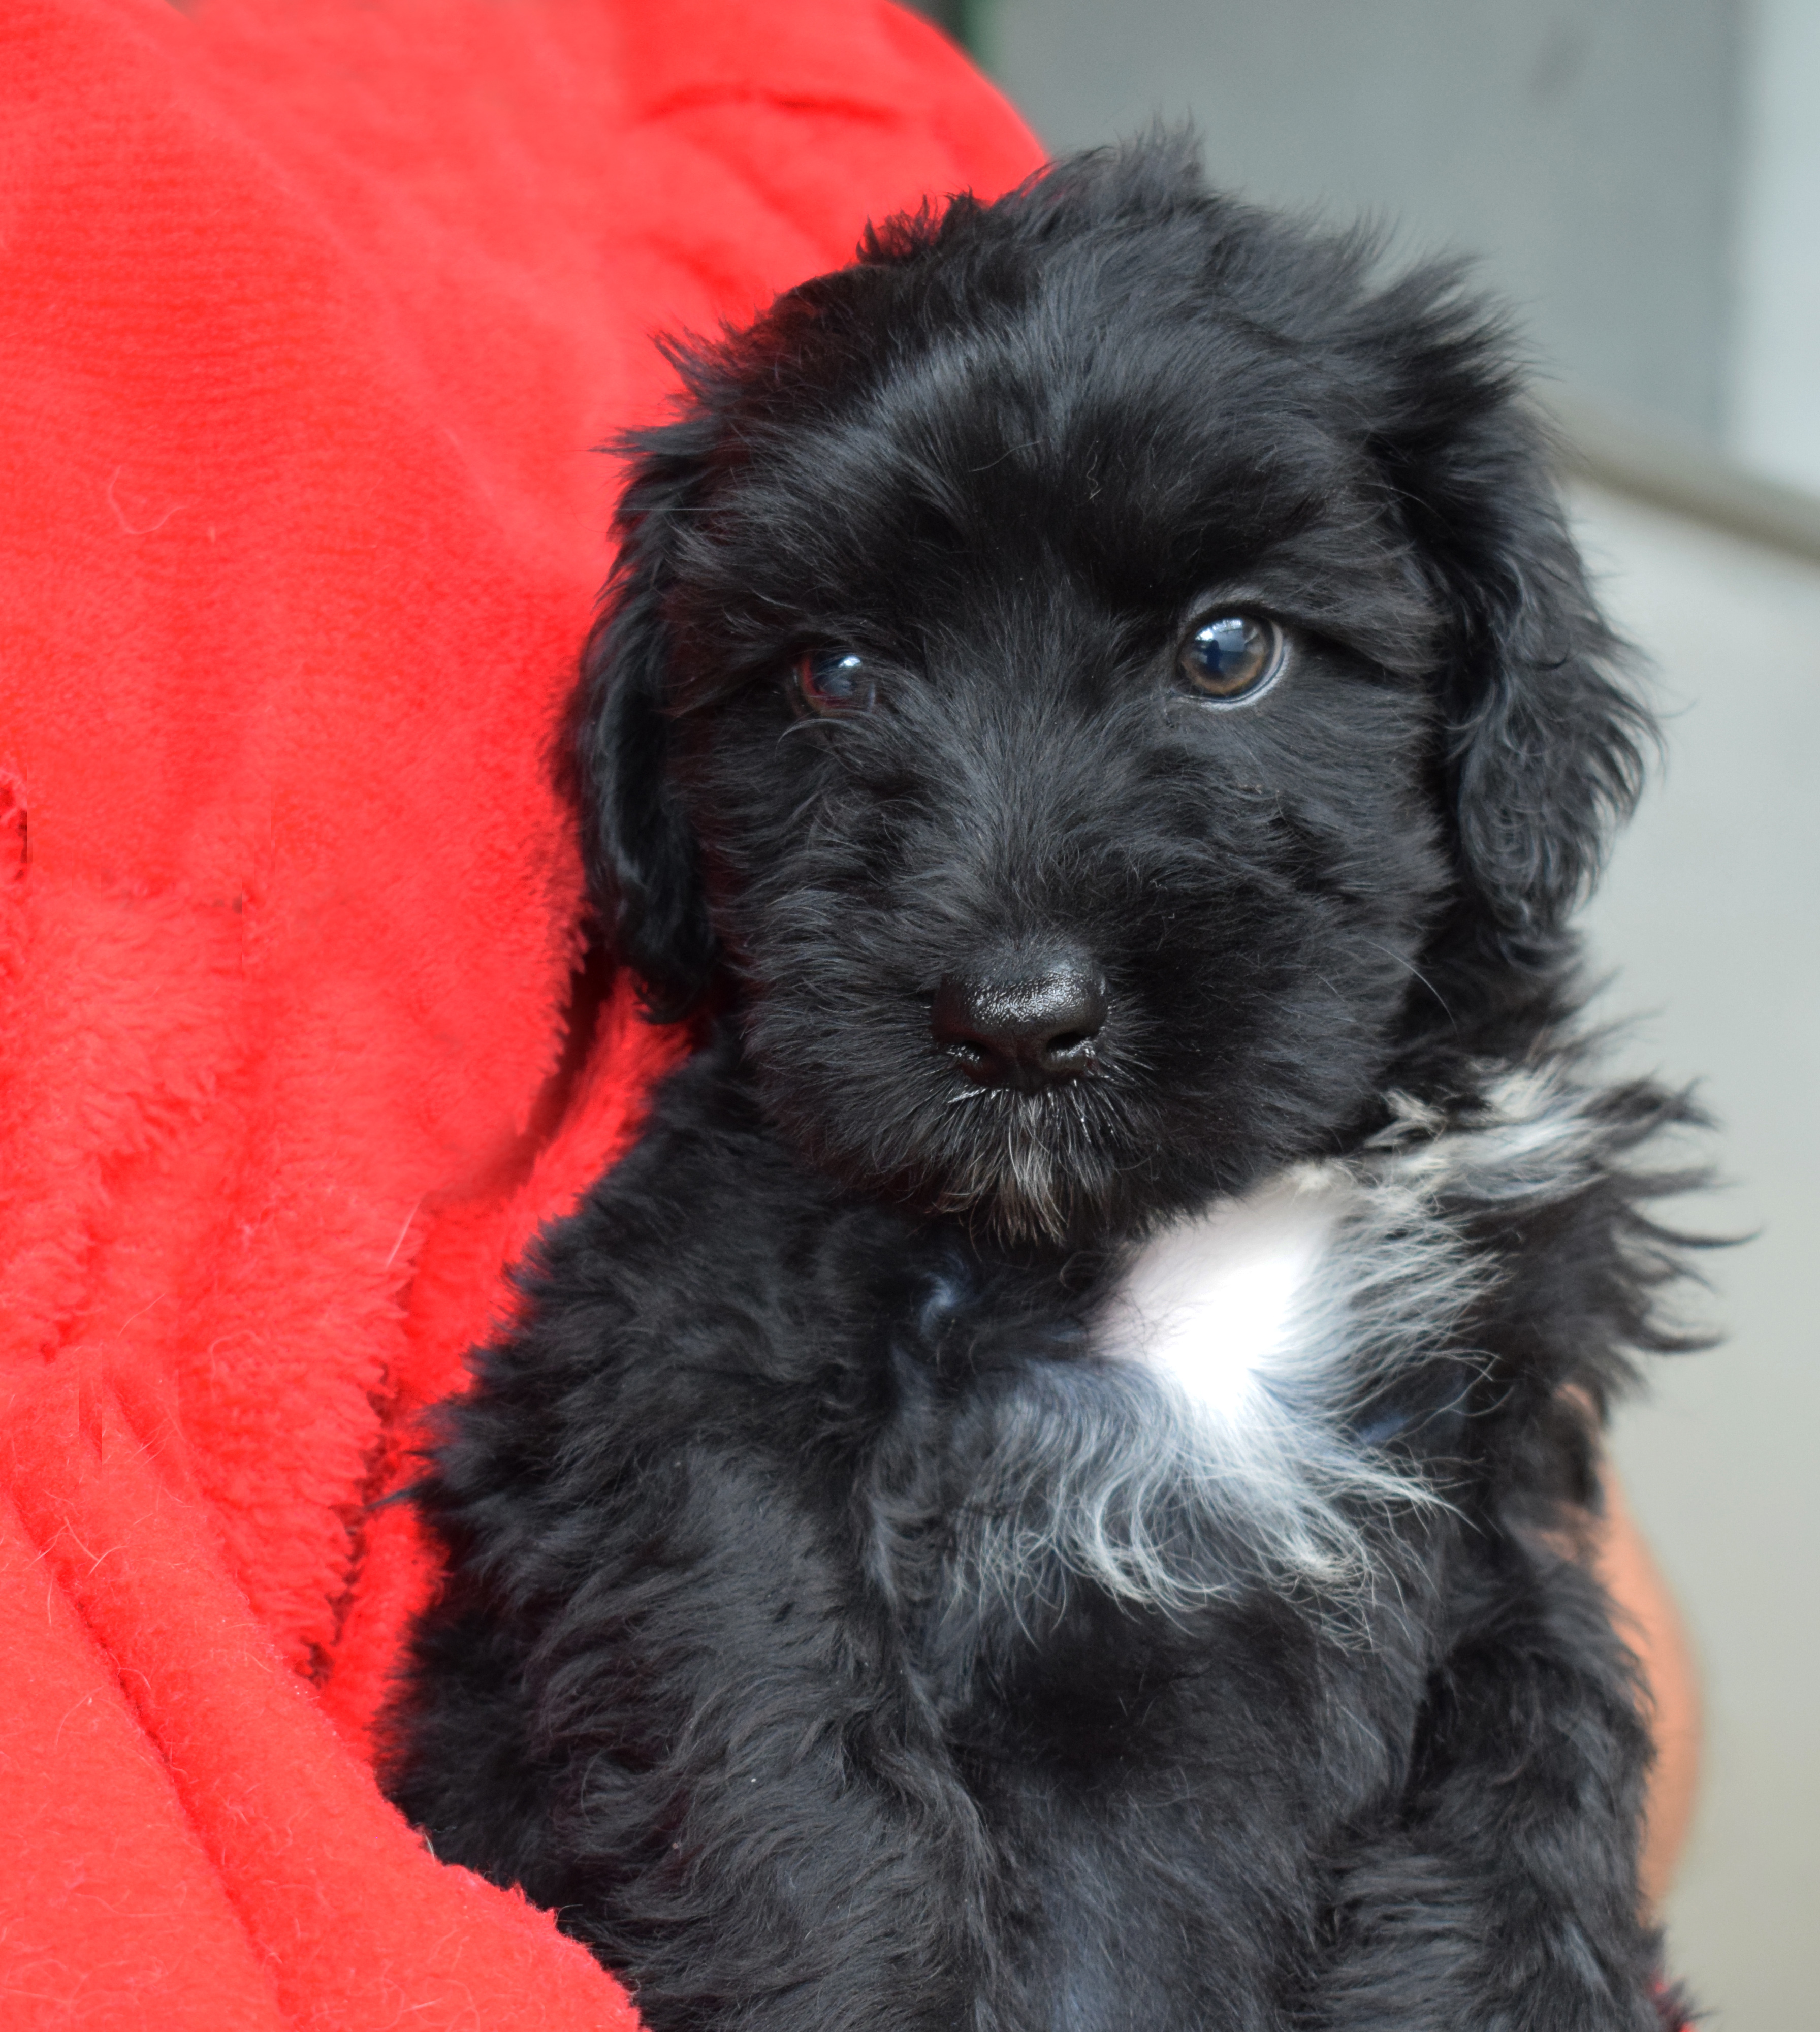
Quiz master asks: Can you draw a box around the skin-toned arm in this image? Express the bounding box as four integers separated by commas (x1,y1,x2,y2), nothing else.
1592,1468,1702,1911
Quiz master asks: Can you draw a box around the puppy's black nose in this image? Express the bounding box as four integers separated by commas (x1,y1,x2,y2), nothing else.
931,962,1107,1088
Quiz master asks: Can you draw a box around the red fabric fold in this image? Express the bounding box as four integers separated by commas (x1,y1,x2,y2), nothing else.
0,3,1040,2020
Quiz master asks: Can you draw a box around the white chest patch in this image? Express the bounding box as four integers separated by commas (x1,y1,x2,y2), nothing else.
1107,1169,1354,1430
961,1070,1612,1613
1065,1162,1465,1600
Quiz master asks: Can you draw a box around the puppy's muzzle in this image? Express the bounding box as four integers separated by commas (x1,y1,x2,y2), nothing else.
931,958,1106,1091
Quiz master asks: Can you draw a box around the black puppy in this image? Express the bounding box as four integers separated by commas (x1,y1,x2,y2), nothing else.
387,138,1698,2032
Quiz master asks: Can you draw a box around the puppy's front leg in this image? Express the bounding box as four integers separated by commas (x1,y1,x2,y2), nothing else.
1315,1548,1661,2032
516,1450,997,2032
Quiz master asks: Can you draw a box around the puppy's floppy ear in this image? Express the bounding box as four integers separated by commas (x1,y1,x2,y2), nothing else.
1361,280,1652,949
574,409,723,1021
1440,477,1648,946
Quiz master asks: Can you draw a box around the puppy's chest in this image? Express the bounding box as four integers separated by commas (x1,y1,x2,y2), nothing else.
1097,1169,1368,1438
868,1162,1479,1630
1019,1167,1459,1446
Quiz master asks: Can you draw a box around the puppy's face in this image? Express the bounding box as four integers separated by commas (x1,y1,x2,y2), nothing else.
583,147,1644,1245
667,374,1449,1241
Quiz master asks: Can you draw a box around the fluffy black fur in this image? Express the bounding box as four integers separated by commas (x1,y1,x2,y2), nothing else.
386,139,1700,2032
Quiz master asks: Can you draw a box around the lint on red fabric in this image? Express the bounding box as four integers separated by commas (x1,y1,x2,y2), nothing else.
0,3,1038,2022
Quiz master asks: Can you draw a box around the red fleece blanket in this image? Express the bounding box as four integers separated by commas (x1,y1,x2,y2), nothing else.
0,5,1037,2021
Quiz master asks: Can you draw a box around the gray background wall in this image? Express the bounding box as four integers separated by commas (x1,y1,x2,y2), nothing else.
1572,484,1819,2032
1735,0,1820,490
986,0,1743,440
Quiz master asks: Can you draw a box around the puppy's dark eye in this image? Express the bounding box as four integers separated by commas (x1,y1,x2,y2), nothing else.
793,650,875,718
1176,614,1285,703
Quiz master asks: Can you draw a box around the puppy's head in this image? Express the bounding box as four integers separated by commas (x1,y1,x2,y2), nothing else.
577,136,1646,1245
